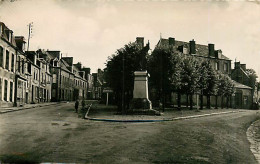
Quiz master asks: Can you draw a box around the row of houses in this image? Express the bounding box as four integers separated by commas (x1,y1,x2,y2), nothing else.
135,36,258,109
0,22,103,108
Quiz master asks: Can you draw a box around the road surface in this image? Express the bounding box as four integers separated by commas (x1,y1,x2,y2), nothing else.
0,102,259,163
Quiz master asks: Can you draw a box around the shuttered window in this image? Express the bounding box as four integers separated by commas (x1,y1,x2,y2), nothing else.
5,50,9,70
4,80,8,101
11,53,14,72
9,81,13,102
0,78,2,100
0,46,3,67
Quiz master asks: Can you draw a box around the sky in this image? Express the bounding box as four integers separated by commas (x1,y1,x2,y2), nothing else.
0,0,260,75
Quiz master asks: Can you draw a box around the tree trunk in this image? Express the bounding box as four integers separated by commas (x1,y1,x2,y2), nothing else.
190,94,193,110
207,95,211,109
226,96,229,109
186,94,189,108
215,95,218,109
200,90,203,110
177,92,181,110
221,96,224,109
162,92,165,112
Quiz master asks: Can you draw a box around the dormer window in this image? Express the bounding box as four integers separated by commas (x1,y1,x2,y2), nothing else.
54,61,58,67
8,31,13,43
0,24,2,35
183,47,188,55
215,62,219,71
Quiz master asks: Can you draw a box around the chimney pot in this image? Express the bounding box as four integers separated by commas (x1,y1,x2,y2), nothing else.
208,44,215,57
169,37,175,46
189,40,196,54
136,37,144,48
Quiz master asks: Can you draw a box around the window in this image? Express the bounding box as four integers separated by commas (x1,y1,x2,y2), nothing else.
215,62,219,70
224,63,228,72
22,59,24,74
4,80,7,101
5,50,9,70
244,96,248,105
18,56,21,72
54,61,58,67
28,63,31,74
0,46,3,67
11,53,14,72
9,81,13,102
0,78,2,100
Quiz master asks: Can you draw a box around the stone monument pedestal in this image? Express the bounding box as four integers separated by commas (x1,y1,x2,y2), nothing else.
129,71,160,115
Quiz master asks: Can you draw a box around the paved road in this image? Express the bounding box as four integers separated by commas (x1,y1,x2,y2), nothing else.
0,103,259,163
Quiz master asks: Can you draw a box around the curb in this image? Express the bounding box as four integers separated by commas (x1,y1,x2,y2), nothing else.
0,102,62,114
85,110,245,123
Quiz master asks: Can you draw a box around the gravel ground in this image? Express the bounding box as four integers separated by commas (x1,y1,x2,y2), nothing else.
0,102,259,163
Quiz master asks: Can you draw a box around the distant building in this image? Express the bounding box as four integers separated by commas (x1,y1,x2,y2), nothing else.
92,68,103,99
231,62,257,109
26,50,52,104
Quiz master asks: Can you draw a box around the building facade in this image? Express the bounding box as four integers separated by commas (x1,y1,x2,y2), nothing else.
0,22,17,107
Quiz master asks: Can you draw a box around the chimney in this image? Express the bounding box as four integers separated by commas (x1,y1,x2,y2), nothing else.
169,37,175,46
189,39,196,54
84,68,91,74
208,43,215,57
234,62,240,69
241,64,246,70
136,37,144,48
98,68,101,74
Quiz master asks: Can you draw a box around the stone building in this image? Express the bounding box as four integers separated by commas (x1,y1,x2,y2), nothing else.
154,37,232,107
0,22,17,107
73,62,88,100
25,50,52,104
231,62,257,109
157,37,232,75
232,80,252,109
92,68,103,99
14,36,29,106
47,50,71,101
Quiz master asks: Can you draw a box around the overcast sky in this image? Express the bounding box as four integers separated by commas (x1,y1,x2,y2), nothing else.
0,0,260,75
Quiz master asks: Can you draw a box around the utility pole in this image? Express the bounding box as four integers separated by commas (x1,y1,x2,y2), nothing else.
27,22,33,51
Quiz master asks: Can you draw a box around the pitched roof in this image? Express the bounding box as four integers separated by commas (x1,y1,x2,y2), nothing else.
157,38,230,61
0,22,17,47
232,80,252,90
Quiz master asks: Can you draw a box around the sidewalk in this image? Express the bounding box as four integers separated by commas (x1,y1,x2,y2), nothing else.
0,102,64,114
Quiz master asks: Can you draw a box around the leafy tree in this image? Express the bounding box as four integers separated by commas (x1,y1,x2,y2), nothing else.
179,56,200,110
246,68,258,89
148,48,182,111
104,42,149,113
203,61,218,109
215,73,234,109
198,60,209,109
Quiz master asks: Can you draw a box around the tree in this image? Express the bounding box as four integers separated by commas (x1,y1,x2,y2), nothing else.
180,56,200,110
148,48,182,111
198,60,210,109
216,73,234,109
202,61,218,109
246,68,258,89
104,42,149,113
